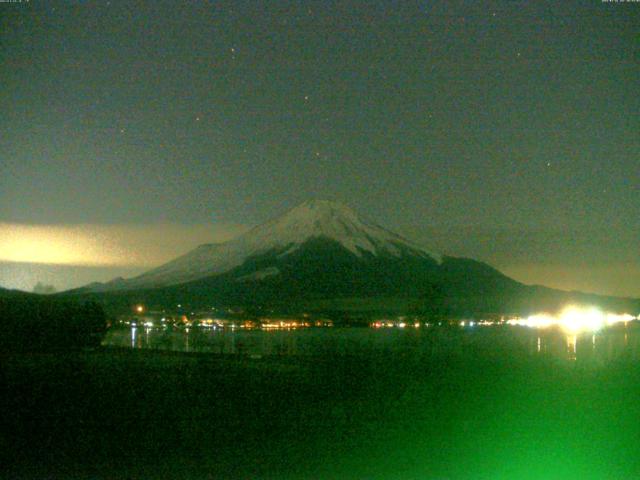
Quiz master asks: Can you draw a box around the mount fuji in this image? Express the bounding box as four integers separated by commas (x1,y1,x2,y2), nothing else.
88,200,443,291
72,200,639,316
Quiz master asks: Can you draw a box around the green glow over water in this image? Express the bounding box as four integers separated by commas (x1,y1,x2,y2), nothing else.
4,326,640,479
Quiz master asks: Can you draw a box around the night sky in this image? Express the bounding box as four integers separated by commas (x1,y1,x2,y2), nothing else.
1,0,638,296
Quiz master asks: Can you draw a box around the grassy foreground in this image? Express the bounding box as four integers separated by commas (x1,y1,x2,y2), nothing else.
2,337,640,480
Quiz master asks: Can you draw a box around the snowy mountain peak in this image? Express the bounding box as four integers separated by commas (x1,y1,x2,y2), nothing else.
283,199,361,222
94,200,441,290
253,199,370,243
248,199,431,259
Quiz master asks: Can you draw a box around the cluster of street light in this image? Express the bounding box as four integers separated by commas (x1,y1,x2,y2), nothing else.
370,306,638,334
505,306,637,333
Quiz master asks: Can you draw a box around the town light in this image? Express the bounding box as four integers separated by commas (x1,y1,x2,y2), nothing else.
559,306,604,333
506,306,636,333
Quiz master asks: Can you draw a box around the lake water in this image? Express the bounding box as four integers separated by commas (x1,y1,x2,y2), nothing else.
103,323,640,363
7,322,640,479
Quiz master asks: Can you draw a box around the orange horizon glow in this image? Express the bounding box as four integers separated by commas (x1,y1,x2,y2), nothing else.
0,222,247,268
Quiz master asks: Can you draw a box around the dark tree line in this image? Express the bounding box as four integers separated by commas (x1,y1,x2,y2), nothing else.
0,295,107,352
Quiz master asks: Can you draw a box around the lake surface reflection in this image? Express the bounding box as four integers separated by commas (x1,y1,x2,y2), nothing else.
103,324,640,363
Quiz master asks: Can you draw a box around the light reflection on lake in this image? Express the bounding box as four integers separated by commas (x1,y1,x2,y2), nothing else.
102,324,640,363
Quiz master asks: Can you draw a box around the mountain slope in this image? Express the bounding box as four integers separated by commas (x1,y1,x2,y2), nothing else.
89,199,440,291
0,287,35,298
157,237,525,314
70,200,640,317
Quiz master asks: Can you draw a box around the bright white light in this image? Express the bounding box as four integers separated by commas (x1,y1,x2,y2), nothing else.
606,313,636,325
506,306,636,333
525,314,554,329
559,306,604,333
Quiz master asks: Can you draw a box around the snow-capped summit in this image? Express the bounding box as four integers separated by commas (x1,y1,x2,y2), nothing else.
240,199,435,258
92,199,440,290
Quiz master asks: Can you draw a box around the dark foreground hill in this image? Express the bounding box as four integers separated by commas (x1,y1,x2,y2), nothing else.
0,292,107,351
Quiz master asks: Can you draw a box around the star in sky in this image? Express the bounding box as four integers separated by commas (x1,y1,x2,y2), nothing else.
0,0,638,296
